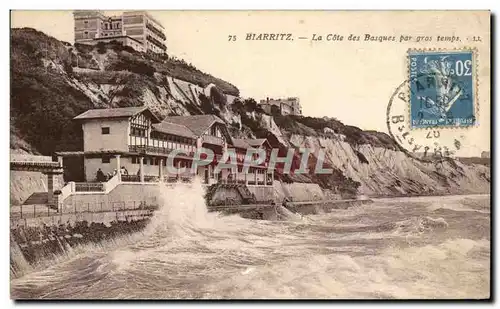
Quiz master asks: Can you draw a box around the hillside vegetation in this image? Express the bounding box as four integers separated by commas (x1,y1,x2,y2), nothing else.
10,28,490,197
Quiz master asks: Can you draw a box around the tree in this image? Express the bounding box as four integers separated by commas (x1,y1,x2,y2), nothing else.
231,98,245,114
210,86,227,106
243,98,258,112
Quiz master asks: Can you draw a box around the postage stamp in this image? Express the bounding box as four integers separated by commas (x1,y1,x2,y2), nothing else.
408,49,477,129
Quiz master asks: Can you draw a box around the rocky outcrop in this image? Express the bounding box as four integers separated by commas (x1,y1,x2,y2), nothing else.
288,135,490,197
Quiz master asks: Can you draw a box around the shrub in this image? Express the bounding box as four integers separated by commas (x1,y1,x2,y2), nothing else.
210,86,227,106
96,42,106,54
63,61,73,75
231,99,245,114
108,58,156,77
243,98,258,112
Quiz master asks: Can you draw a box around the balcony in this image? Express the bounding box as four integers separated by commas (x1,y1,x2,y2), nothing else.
201,135,224,146
146,22,166,40
129,145,169,155
146,35,167,51
129,145,195,158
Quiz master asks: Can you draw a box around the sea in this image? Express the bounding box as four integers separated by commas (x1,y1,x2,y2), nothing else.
10,180,490,299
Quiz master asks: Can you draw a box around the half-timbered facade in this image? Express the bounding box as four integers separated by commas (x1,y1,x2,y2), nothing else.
62,107,274,185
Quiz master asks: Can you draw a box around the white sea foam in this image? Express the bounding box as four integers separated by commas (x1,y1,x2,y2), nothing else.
10,189,490,300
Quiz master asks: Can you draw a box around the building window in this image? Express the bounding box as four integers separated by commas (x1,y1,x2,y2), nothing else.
101,127,110,134
102,156,111,164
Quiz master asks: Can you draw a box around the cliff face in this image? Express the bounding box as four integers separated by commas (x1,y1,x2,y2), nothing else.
288,135,490,197
10,28,490,198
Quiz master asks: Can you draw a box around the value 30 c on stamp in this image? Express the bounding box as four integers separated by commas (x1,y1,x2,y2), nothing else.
387,48,478,162
408,49,477,129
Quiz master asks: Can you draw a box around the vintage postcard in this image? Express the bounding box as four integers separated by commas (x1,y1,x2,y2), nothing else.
9,10,491,300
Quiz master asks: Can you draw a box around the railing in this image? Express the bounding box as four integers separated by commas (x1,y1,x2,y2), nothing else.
10,161,62,169
121,175,160,183
128,145,195,157
146,22,166,40
10,205,58,219
128,145,146,153
201,135,224,146
10,155,53,162
10,200,157,220
122,175,140,182
146,35,167,50
74,182,105,192
144,175,159,182
164,176,179,183
129,145,170,155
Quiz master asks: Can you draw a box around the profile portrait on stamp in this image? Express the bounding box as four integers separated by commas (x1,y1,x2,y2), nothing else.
408,49,476,129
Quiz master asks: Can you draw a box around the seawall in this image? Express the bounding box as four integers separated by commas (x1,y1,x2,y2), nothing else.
10,209,153,278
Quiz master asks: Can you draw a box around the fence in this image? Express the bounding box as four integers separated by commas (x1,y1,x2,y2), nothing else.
121,174,195,183
128,145,195,157
10,200,158,220
74,182,105,192
122,175,140,182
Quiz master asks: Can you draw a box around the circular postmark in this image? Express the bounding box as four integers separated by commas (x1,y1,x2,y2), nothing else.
387,73,470,164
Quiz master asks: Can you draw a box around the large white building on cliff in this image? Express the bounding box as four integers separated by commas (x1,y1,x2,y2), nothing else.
73,10,167,54
259,97,302,116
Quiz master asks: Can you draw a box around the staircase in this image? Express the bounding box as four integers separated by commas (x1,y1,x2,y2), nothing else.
22,192,58,211
235,184,257,204
204,183,258,206
23,192,48,205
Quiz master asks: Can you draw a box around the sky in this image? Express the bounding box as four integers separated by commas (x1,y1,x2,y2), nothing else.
10,10,491,156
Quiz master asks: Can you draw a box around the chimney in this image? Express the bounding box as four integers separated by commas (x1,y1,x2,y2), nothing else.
267,97,269,103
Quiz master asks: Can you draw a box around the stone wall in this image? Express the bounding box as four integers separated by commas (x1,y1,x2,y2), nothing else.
272,181,326,202
211,186,243,205
10,171,63,206
247,186,274,202
60,182,161,212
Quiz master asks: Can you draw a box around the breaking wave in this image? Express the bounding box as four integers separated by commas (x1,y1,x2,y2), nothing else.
10,186,490,299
